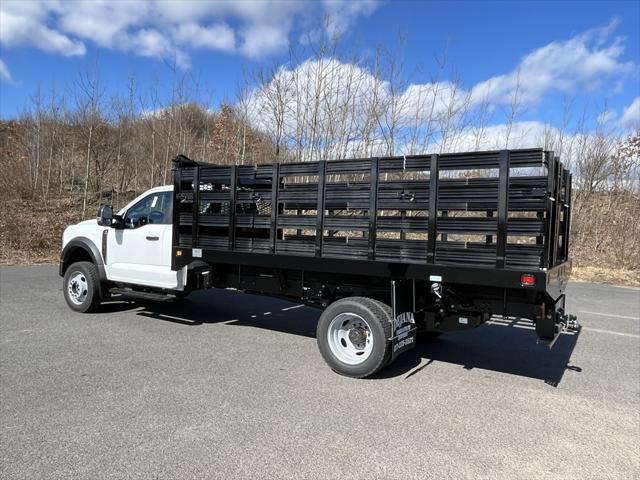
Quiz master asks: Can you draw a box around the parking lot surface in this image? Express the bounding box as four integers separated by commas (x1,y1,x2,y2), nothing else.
1,266,639,479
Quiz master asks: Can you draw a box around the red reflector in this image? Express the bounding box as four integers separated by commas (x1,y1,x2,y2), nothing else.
521,274,535,286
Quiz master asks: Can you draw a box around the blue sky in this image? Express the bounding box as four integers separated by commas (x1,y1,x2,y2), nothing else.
1,0,638,132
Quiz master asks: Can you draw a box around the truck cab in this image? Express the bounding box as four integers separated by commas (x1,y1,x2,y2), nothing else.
59,185,186,312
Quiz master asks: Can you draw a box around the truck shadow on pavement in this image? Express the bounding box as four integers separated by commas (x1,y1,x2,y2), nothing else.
377,328,581,387
102,288,581,387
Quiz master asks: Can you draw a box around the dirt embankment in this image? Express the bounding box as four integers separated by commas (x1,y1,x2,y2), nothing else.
0,196,132,264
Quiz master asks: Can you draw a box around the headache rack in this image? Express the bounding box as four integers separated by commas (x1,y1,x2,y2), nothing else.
171,148,571,279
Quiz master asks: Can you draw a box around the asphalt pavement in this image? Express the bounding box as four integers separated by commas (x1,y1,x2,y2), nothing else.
1,266,639,479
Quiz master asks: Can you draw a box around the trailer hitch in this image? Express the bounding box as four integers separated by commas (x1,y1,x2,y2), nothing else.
537,310,580,348
564,314,580,333
553,313,580,348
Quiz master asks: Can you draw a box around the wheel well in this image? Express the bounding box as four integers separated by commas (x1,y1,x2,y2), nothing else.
62,247,94,274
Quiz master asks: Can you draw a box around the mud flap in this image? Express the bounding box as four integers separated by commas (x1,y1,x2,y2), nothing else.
390,279,417,361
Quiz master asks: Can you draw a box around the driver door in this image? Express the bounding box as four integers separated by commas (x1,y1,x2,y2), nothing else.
105,191,178,288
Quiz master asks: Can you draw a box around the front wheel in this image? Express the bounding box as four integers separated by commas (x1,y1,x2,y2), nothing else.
63,261,102,313
316,297,393,378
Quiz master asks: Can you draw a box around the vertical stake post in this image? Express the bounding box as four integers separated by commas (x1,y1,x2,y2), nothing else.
368,158,379,260
315,161,326,257
172,161,181,253
427,154,439,264
228,165,237,251
550,156,562,266
563,171,572,261
192,164,200,249
270,162,280,254
544,152,556,268
496,150,510,268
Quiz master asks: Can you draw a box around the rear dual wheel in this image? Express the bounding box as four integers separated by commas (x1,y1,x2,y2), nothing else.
316,297,393,378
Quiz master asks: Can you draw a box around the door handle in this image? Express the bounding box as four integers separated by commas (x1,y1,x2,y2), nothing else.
146,236,159,241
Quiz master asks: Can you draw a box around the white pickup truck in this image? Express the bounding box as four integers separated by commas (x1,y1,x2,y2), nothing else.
60,150,578,378
60,186,188,312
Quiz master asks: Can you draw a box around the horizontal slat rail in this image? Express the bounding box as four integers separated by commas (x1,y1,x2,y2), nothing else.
172,148,568,271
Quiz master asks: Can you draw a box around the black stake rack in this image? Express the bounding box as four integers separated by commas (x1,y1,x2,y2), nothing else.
172,148,571,280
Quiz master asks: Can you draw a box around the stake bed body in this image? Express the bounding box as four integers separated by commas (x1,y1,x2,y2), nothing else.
171,148,576,370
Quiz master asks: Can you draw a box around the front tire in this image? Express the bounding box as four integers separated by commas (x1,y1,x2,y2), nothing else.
316,297,393,378
63,261,102,313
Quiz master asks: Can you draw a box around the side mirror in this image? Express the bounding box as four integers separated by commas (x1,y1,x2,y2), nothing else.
112,214,124,229
97,204,113,227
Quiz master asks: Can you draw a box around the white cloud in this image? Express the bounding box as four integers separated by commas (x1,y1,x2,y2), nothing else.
245,20,635,127
0,0,376,65
130,29,173,60
436,121,554,153
0,1,86,56
0,59,12,82
174,22,235,52
240,24,290,58
322,0,379,38
241,20,636,159
597,110,617,125
57,1,149,49
470,19,634,107
619,97,640,130
397,82,470,123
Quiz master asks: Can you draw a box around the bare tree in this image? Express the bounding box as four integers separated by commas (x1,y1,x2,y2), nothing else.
74,67,105,216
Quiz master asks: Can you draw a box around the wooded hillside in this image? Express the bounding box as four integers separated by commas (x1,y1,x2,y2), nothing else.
0,50,638,284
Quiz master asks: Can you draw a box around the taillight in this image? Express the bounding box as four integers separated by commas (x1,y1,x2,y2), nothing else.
521,274,535,286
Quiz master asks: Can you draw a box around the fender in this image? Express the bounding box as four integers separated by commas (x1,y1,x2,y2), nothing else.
59,237,108,283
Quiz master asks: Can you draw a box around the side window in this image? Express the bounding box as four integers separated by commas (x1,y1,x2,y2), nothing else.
124,192,172,229
160,191,173,224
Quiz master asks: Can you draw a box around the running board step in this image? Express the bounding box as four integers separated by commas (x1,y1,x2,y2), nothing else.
109,288,179,302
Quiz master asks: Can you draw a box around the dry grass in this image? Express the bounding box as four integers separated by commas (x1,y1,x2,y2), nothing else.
571,266,640,287
0,196,132,265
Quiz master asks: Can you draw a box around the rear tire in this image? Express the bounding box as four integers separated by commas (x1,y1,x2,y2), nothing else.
63,261,102,313
316,297,393,378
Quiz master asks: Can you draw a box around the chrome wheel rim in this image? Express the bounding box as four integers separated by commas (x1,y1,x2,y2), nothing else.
67,271,88,305
327,312,374,365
